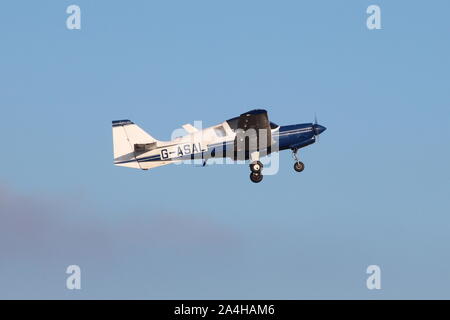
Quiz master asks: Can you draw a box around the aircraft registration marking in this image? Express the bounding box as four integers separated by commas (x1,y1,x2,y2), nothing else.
160,142,206,160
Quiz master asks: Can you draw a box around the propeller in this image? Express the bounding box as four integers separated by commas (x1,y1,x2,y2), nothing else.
313,113,319,142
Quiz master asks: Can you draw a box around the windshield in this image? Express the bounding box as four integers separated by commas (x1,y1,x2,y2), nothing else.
225,117,239,131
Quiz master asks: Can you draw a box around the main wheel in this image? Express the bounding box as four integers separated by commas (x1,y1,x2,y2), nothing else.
250,172,263,183
294,161,305,172
250,161,263,173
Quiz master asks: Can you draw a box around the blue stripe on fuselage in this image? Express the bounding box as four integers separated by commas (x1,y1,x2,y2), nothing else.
277,123,315,150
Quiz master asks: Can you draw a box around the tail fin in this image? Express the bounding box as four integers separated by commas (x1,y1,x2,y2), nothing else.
112,120,158,169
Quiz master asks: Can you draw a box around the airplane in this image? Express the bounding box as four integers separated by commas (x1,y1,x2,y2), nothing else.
112,109,326,183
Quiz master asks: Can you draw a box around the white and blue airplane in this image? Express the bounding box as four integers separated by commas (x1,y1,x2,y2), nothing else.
112,109,326,183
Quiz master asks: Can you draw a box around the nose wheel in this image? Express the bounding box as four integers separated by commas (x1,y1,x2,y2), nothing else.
249,161,263,183
294,161,305,172
292,149,305,173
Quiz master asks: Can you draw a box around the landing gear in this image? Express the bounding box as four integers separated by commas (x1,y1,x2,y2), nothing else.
250,161,263,173
292,148,305,173
250,172,263,183
294,161,305,172
249,161,263,183
249,153,263,183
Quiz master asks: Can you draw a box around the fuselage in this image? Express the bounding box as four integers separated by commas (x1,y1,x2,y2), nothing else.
114,120,326,169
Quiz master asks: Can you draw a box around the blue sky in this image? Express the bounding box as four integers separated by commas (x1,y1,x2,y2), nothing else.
0,0,449,299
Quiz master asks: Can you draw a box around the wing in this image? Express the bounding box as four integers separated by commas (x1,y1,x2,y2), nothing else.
234,109,272,152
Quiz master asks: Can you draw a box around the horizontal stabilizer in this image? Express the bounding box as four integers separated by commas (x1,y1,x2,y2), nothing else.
134,142,157,153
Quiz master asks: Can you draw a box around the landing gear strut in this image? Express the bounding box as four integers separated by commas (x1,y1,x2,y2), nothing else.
292,148,305,173
249,160,263,183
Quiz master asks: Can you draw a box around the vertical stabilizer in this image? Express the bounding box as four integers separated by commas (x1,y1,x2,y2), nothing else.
112,120,158,169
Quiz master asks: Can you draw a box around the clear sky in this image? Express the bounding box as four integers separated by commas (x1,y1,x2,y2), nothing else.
0,0,449,299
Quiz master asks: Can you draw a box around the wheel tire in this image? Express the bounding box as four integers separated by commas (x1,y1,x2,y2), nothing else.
250,172,263,183
250,161,263,173
294,161,305,172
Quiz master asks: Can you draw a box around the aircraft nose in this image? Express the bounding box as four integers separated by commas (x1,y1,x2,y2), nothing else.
314,124,327,135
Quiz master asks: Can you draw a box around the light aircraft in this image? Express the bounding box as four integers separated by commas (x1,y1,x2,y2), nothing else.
112,109,326,183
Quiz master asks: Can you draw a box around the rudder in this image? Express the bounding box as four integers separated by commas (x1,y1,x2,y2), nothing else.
112,120,158,169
